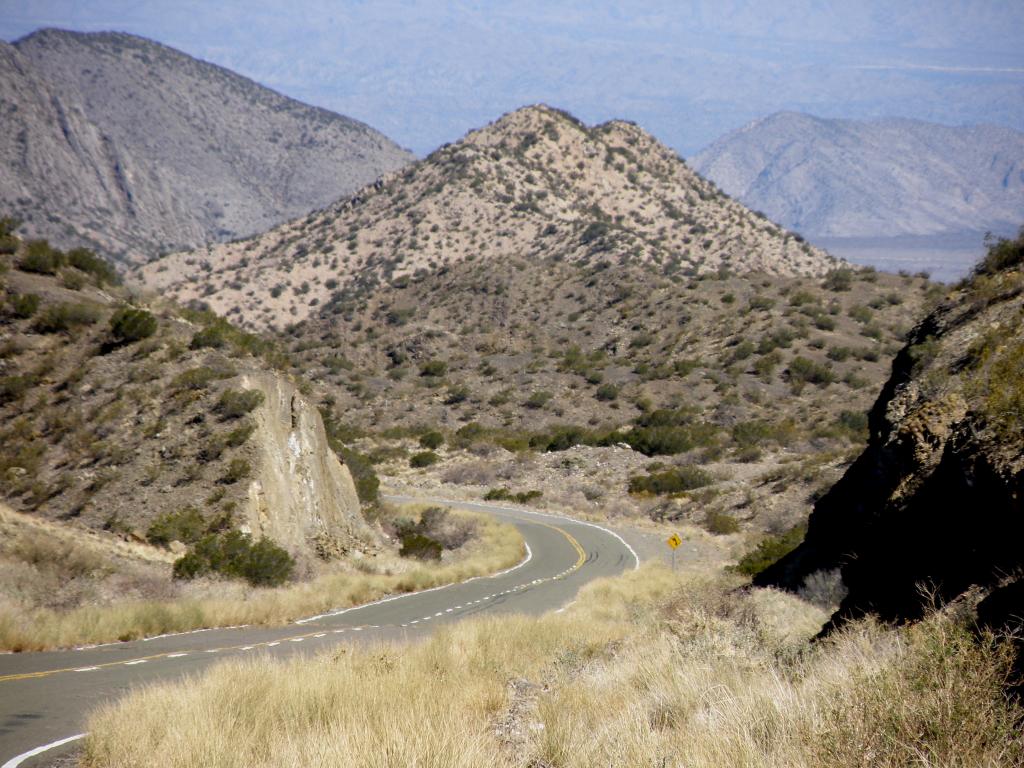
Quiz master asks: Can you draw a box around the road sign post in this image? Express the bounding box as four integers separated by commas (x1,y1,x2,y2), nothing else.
666,533,682,571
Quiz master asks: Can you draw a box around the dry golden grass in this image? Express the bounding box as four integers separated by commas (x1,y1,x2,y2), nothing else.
0,508,523,652
83,564,1023,768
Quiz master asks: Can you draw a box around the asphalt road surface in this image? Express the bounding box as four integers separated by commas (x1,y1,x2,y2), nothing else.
0,498,638,767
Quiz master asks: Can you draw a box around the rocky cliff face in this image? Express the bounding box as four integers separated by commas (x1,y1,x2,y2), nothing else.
756,231,1024,645
1,29,412,262
241,373,376,555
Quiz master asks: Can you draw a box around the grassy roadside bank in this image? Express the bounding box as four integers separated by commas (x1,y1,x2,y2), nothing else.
0,507,524,652
83,563,1022,767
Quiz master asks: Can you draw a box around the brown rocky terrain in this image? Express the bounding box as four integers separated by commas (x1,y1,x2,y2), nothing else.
1,29,411,263
756,230,1024,677
139,105,837,331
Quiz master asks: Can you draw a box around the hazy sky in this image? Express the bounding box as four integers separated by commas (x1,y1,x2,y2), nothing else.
2,1,1022,155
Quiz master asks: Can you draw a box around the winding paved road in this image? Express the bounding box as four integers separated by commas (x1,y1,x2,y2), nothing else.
0,498,638,767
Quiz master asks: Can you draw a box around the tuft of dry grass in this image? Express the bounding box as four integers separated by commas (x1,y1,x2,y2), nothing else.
83,564,1023,768
0,507,523,651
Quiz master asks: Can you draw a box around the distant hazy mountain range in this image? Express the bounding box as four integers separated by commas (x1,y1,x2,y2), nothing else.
0,29,412,263
691,112,1024,239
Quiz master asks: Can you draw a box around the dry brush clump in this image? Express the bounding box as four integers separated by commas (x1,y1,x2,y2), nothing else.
83,565,1022,768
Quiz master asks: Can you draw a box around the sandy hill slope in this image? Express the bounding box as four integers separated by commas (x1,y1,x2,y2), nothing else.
139,105,837,331
0,29,412,263
691,111,1024,239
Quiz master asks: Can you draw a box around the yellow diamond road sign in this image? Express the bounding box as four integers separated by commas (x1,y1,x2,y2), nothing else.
667,533,682,550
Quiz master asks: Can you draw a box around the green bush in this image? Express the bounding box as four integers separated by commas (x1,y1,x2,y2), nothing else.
190,323,229,350
525,390,553,409
173,531,294,586
787,356,835,391
147,506,207,547
225,422,255,447
109,307,157,344
419,431,444,449
731,524,807,576
704,511,740,535
171,366,234,391
628,465,714,495
66,248,119,285
399,532,443,560
972,228,1024,277
0,375,35,404
409,451,439,468
419,359,448,377
595,383,619,401
483,487,542,503
33,302,102,333
216,389,265,419
336,446,380,506
823,268,853,292
8,293,40,319
0,217,19,254
17,240,63,275
220,458,251,484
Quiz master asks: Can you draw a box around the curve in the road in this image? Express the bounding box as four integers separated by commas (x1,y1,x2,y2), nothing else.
0,498,638,766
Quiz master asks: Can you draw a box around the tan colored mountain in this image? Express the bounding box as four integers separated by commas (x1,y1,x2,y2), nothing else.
1,29,411,263
139,105,837,331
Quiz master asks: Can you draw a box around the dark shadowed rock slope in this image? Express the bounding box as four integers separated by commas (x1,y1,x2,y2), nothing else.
692,112,1024,239
756,230,1024,649
0,29,412,263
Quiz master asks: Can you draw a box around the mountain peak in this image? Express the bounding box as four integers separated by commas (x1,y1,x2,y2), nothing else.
140,105,837,331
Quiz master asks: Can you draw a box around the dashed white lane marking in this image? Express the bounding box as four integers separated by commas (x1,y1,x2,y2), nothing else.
267,642,280,647
555,601,577,614
445,608,453,613
289,638,304,643
123,660,147,666
1,733,86,768
434,612,443,617
239,647,253,651
353,627,363,632
410,620,419,624
333,629,345,634
73,667,98,673
167,652,188,658
313,633,326,638
205,649,219,653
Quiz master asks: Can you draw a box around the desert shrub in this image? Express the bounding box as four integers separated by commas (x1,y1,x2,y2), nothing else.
336,446,380,506
33,302,102,333
837,410,869,440
595,383,618,401
17,240,63,274
444,384,470,405
399,533,443,560
753,350,782,379
0,216,19,253
419,359,448,377
419,431,444,450
848,304,873,324
525,390,553,409
109,307,157,344
190,323,229,350
0,374,35,404
66,248,119,285
8,293,40,319
484,487,542,503
173,531,294,586
823,268,854,291
704,510,740,535
628,465,714,495
147,506,207,547
625,423,718,457
972,228,1024,277
409,451,439,468
731,419,795,449
220,458,251,484
415,506,476,549
216,389,265,419
171,366,234,391
530,424,593,452
731,523,807,576
747,295,776,311
225,422,252,449
787,356,835,391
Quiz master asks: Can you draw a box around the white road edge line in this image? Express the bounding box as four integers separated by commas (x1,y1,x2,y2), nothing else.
295,538,534,625
2,733,86,768
385,494,642,571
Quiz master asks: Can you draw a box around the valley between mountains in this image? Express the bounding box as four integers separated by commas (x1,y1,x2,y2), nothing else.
0,45,1021,765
